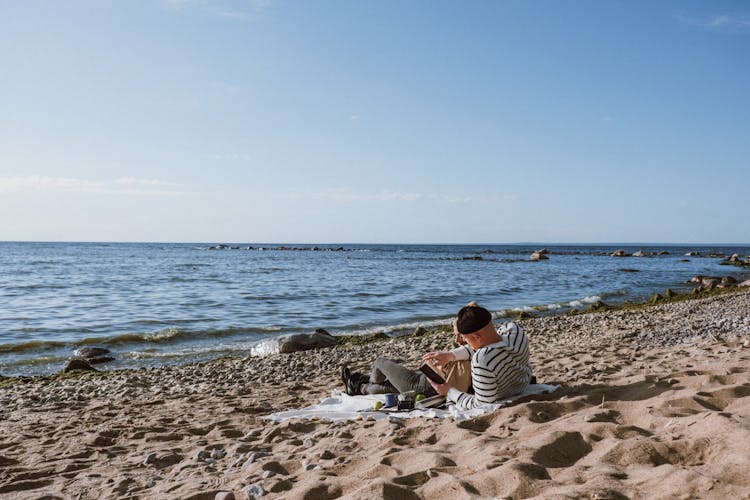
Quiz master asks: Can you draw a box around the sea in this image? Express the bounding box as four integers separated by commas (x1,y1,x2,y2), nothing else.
1,242,748,377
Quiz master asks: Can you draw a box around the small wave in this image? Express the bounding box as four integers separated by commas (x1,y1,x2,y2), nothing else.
250,339,280,356
352,305,389,312
123,339,274,360
12,283,67,290
242,295,277,301
0,354,67,367
509,306,536,313
0,339,67,354
568,295,602,308
76,325,287,347
168,276,199,283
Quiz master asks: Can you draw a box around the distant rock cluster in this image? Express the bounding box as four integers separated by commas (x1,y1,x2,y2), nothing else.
207,245,350,252
609,249,670,257
688,274,750,291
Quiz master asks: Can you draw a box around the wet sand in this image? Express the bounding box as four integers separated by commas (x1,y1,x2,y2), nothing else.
1,290,750,499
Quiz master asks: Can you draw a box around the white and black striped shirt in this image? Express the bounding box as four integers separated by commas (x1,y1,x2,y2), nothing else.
447,322,532,410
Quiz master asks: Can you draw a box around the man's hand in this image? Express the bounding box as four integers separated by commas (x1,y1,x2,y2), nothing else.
422,351,456,368
428,378,452,396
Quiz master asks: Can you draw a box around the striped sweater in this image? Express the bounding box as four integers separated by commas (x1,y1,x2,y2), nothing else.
447,322,533,410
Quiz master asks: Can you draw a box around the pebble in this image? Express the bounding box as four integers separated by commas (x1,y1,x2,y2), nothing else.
242,483,266,499
211,449,226,460
215,492,235,500
143,452,157,465
302,460,318,471
319,450,335,460
196,450,210,461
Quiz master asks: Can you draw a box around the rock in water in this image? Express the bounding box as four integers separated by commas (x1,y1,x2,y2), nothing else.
530,252,548,261
632,250,646,257
610,249,627,257
72,346,114,364
277,329,338,354
73,346,111,358
701,277,721,289
63,358,98,373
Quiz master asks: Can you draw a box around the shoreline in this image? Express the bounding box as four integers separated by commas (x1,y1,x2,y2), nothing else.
3,269,748,379
1,289,750,498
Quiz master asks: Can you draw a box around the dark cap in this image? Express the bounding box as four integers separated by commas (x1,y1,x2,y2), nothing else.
456,305,492,334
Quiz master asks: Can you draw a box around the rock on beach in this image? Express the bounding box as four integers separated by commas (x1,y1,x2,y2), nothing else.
277,328,338,354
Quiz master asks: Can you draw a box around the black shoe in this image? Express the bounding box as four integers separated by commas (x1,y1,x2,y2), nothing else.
341,366,360,395
340,365,351,388
346,375,361,396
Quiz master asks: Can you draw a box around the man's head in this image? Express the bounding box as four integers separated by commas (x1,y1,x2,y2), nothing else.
455,303,499,349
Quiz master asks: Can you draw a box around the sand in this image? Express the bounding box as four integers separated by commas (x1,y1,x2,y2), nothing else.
1,290,750,499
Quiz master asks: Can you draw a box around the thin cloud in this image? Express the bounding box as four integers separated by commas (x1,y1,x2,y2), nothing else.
220,10,248,20
0,176,182,196
675,12,750,32
287,188,423,203
283,188,519,204
115,177,164,186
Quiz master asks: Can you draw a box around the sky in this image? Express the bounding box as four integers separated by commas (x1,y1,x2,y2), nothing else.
1,0,748,244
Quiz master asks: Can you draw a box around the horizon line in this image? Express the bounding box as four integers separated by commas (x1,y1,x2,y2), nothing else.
2,240,750,247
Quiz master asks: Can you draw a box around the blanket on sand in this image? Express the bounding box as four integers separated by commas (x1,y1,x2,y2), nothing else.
265,383,559,423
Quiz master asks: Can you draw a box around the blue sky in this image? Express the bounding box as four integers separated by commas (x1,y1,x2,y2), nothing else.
1,0,748,243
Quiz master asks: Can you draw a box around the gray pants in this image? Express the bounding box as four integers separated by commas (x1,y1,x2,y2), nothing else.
362,357,436,396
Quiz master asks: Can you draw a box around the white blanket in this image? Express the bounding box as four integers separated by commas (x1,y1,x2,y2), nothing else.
264,384,559,423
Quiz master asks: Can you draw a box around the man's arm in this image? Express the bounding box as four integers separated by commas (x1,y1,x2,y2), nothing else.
447,347,508,410
449,344,473,361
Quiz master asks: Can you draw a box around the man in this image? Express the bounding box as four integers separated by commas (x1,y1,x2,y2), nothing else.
341,303,533,409
423,303,533,410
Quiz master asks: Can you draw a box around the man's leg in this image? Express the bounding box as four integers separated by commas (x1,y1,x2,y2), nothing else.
362,357,435,395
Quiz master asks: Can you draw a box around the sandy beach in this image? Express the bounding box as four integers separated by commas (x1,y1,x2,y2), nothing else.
2,289,750,499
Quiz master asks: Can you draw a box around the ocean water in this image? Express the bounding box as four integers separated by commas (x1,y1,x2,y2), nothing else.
1,242,748,376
